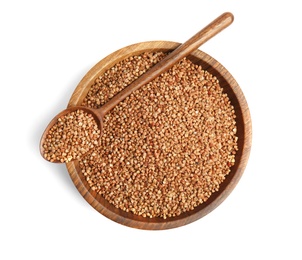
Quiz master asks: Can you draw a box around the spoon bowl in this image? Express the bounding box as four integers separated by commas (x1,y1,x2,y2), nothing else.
39,106,104,163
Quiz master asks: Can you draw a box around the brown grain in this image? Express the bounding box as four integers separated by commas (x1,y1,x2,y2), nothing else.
43,109,100,163
80,52,238,219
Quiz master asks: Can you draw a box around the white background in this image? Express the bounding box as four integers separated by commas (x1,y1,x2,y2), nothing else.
1,0,301,259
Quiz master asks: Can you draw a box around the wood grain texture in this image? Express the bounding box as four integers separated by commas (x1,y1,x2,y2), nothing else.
66,41,252,230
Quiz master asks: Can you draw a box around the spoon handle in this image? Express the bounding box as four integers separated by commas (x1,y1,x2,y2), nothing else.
100,12,234,115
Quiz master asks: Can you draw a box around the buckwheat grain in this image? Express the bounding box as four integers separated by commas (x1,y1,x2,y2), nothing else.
43,109,100,163
80,52,238,219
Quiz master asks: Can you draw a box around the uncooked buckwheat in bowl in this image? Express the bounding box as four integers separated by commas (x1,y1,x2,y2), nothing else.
66,41,252,230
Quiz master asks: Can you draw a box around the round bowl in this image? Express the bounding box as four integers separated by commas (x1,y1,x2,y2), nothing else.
66,41,252,230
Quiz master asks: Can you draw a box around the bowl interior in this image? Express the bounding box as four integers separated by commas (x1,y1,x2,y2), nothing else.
66,41,252,230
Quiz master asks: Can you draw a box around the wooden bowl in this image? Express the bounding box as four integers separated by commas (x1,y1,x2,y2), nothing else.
66,41,252,230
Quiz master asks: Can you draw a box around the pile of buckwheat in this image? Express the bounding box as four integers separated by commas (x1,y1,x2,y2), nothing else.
80,52,238,219
42,109,100,163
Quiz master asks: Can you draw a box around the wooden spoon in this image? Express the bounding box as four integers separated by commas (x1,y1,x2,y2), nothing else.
40,12,234,163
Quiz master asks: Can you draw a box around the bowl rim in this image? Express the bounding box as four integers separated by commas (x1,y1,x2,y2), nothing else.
66,40,252,230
